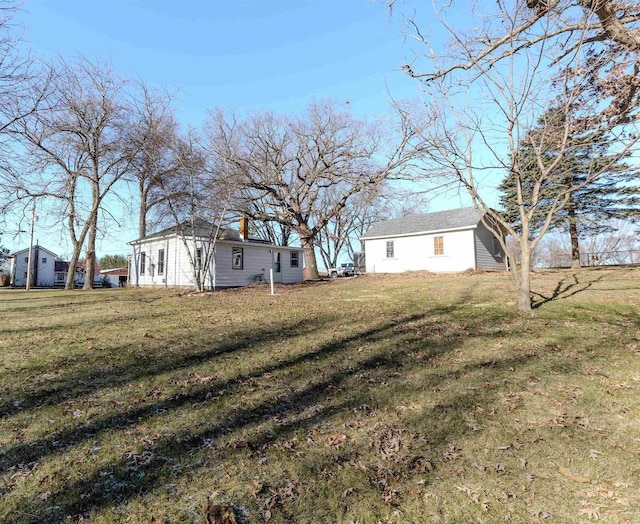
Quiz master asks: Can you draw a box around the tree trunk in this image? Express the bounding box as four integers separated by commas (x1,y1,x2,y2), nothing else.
567,197,581,269
301,237,319,280
83,238,97,290
512,241,533,313
516,263,533,313
66,246,81,290
139,187,147,238
83,211,98,290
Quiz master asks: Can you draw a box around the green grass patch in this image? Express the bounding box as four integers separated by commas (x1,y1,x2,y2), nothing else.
1,268,639,523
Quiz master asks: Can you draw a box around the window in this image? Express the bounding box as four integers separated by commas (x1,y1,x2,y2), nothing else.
196,248,203,270
24,257,28,263
42,257,47,264
275,252,281,273
290,251,299,268
492,238,502,257
140,252,146,275
232,247,243,269
434,236,444,256
157,249,165,275
386,241,394,258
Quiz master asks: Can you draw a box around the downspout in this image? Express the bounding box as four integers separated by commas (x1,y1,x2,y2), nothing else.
473,230,478,270
211,244,217,291
174,236,178,288
165,238,169,288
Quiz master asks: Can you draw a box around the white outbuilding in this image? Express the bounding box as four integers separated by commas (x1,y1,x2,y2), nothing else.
360,207,507,274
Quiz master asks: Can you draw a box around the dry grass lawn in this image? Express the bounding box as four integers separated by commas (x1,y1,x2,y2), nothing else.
0,267,639,523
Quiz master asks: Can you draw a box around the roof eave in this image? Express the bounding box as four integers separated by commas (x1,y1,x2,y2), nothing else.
361,223,479,241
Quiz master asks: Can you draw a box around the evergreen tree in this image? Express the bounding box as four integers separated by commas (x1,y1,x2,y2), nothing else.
499,109,640,268
99,254,128,269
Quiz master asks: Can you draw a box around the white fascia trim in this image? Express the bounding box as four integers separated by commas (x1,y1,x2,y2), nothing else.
129,235,301,251
361,224,478,241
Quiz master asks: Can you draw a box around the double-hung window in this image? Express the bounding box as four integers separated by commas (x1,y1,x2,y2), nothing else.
386,241,394,258
140,252,146,275
157,249,165,275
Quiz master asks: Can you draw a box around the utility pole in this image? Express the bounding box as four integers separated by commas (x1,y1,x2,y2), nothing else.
25,201,36,291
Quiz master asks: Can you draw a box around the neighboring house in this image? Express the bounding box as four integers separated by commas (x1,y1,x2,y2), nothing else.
99,267,128,287
129,218,304,289
9,245,57,287
54,260,102,288
360,207,507,273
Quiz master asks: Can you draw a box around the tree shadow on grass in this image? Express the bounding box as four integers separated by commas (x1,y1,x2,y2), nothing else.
2,304,528,522
531,273,604,309
0,315,331,418
0,302,591,523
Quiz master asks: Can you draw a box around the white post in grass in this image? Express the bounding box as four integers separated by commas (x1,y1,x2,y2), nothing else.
270,268,275,295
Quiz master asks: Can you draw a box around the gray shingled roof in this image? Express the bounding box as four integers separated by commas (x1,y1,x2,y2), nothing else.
361,207,484,239
130,218,242,243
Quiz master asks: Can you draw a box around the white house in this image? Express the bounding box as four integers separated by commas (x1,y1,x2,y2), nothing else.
53,260,103,288
9,245,58,287
360,207,507,273
129,218,304,289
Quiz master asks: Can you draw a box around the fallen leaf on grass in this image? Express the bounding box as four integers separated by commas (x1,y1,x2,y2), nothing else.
327,433,347,447
579,502,604,520
531,509,553,519
559,466,590,483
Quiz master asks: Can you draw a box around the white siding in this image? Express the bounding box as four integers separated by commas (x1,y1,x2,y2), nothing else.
214,243,273,288
130,236,304,289
282,249,304,284
131,237,209,289
10,247,57,286
364,229,477,274
212,244,303,286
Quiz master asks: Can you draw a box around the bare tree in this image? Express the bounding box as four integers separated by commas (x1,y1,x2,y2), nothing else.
316,183,429,271
0,2,52,227
242,199,295,246
207,101,421,280
8,57,139,290
154,127,240,292
315,184,380,271
389,1,639,312
395,2,639,82
127,83,179,237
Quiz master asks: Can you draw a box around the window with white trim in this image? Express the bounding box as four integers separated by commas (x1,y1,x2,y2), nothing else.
157,249,165,275
386,241,394,258
232,247,243,269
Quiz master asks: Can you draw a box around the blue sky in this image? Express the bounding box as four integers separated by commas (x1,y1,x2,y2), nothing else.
9,0,472,258
21,0,420,123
